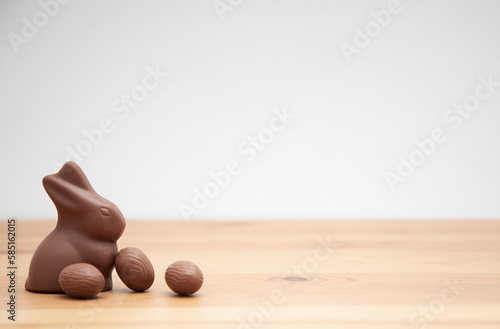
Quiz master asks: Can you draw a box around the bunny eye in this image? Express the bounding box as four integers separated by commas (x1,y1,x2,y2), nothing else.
100,208,111,216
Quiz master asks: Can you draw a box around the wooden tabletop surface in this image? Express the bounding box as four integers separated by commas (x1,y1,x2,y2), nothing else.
1,220,500,328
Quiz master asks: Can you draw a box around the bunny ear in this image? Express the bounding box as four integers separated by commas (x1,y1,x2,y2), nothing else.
43,162,96,215
56,161,95,192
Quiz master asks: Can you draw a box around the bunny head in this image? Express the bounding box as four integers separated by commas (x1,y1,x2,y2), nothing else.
43,161,126,242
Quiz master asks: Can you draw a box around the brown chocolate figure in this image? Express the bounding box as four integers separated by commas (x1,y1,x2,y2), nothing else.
25,161,126,293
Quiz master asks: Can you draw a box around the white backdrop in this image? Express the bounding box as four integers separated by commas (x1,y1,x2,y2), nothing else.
1,0,499,220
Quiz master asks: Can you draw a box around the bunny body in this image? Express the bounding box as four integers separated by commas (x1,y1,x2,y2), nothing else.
25,161,126,293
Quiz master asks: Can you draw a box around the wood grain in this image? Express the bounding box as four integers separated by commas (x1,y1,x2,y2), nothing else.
1,220,499,328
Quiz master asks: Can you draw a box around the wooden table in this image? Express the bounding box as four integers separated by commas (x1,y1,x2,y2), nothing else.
1,220,500,328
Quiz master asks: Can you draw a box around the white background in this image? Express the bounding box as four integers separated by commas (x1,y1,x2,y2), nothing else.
1,0,499,220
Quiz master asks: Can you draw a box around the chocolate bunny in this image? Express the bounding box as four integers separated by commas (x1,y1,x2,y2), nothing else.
25,161,126,293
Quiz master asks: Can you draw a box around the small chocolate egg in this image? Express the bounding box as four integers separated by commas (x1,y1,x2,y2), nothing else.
115,247,155,292
58,263,105,298
165,260,203,296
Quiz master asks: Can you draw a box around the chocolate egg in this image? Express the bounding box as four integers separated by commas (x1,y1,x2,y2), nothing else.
115,247,155,292
58,263,105,298
165,260,203,296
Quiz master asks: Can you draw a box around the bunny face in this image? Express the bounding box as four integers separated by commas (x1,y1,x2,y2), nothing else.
79,196,126,242
43,161,126,242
